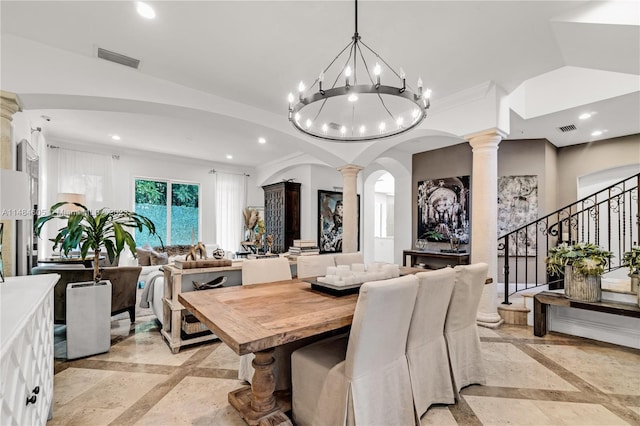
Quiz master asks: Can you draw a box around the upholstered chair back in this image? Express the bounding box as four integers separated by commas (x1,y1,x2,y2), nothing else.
445,263,488,333
296,254,336,279
345,274,418,379
407,267,456,417
241,257,292,285
333,252,364,266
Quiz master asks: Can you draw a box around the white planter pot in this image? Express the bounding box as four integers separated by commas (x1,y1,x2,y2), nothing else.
66,280,112,360
564,266,601,302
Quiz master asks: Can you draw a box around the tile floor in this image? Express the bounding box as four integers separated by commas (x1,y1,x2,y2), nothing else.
49,309,640,426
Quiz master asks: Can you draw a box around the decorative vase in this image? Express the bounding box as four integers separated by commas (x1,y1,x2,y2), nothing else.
564,265,601,302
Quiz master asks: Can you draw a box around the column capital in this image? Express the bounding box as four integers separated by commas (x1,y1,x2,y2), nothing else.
337,164,364,177
465,128,507,150
1,91,22,121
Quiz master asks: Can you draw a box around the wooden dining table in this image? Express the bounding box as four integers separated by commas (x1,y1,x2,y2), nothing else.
178,278,359,426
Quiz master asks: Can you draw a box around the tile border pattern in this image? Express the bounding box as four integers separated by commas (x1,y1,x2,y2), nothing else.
52,320,640,425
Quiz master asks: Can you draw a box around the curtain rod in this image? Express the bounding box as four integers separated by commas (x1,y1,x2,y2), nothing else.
47,144,120,160
209,169,250,177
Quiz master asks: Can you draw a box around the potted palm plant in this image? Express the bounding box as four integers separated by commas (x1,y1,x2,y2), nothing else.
545,242,613,302
622,246,640,299
35,202,161,282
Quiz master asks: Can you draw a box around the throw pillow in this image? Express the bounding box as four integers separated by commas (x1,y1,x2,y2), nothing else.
150,251,169,266
136,246,153,266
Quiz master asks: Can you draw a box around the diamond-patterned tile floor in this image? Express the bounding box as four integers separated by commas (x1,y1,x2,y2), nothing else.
49,312,640,425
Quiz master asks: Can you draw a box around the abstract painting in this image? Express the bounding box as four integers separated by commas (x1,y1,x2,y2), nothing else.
497,175,538,256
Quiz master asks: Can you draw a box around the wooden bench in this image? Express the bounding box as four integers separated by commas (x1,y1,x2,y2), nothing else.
534,291,640,337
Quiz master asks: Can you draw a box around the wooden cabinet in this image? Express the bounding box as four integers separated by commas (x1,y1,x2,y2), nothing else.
262,182,301,253
1,274,57,425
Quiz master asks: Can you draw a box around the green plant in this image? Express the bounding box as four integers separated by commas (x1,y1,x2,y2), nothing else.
422,230,446,242
545,242,613,277
622,246,640,274
35,202,162,282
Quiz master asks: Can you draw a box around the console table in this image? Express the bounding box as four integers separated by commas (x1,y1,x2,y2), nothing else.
162,264,243,353
534,291,640,337
402,250,470,269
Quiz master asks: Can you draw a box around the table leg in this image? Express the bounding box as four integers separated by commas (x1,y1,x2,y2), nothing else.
534,296,548,337
228,349,292,426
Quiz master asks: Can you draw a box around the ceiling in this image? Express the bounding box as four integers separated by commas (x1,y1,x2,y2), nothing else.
1,1,639,170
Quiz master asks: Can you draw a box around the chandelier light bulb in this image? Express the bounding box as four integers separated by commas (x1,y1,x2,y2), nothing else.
412,108,419,119
417,77,423,89
322,123,329,134
287,92,294,109
298,81,305,92
424,88,432,99
400,68,406,80
294,112,301,122
318,72,325,83
396,117,404,128
345,66,352,77
359,125,366,135
136,2,156,19
340,126,347,136
305,119,312,129
348,94,358,102
373,63,381,76
379,122,386,133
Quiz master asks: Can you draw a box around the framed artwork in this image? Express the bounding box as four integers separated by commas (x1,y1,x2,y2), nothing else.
318,190,359,253
497,175,538,256
417,176,470,243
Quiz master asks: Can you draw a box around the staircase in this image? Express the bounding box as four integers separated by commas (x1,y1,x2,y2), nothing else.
497,173,639,323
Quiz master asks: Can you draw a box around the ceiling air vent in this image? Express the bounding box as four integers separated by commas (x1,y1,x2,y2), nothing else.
557,124,577,133
97,48,140,69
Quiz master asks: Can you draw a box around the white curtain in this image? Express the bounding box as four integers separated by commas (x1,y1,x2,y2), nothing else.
215,172,247,253
57,149,114,210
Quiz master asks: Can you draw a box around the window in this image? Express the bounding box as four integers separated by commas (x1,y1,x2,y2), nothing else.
134,178,199,246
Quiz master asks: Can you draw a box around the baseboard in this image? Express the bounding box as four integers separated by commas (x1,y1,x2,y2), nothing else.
549,305,640,349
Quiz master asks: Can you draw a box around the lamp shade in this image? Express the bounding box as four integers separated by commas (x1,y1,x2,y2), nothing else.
55,193,87,213
0,169,31,220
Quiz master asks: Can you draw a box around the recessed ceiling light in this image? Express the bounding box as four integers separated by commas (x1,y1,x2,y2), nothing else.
591,130,603,137
258,137,266,144
136,2,156,19
226,155,233,159
578,113,592,120
111,135,121,141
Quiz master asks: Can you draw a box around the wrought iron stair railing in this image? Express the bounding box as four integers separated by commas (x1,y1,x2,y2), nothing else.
498,173,639,305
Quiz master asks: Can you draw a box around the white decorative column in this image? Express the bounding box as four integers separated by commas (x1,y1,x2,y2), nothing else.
337,164,363,253
468,130,504,328
1,91,22,278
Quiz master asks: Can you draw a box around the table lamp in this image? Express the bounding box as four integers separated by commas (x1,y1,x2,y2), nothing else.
55,193,87,214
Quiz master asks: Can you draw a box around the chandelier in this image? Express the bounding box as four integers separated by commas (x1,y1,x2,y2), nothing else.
287,0,431,142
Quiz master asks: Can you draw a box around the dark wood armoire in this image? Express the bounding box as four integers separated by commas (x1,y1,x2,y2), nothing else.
262,181,301,253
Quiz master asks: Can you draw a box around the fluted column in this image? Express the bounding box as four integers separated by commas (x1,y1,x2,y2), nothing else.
468,130,504,328
1,91,22,278
337,165,363,253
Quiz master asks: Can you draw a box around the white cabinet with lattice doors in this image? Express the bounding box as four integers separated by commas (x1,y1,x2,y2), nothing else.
1,274,57,425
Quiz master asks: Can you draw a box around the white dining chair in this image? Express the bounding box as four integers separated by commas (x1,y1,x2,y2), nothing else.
407,267,456,421
238,257,293,389
333,252,364,266
291,274,418,426
241,257,292,285
296,254,336,279
444,262,489,396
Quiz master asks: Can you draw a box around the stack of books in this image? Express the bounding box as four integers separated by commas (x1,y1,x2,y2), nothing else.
289,239,319,257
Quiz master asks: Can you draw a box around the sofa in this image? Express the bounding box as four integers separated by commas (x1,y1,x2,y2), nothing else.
31,265,143,324
118,244,220,285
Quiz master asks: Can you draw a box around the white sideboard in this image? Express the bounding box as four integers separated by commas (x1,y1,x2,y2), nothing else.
1,274,59,426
